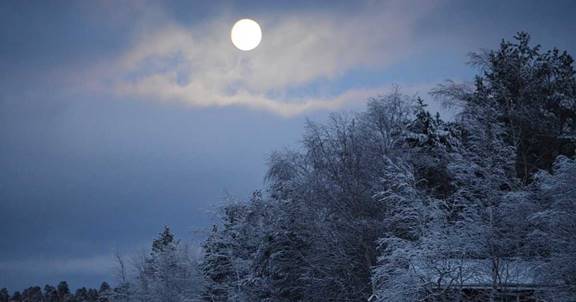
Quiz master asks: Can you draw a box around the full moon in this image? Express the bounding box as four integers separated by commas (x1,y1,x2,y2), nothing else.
231,19,262,51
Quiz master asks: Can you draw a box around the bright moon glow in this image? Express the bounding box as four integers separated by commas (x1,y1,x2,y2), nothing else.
231,19,262,51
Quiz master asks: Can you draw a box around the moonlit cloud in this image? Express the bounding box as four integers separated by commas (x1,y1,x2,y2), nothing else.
110,0,439,116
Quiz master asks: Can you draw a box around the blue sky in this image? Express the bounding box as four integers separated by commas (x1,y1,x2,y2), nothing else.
1,0,576,290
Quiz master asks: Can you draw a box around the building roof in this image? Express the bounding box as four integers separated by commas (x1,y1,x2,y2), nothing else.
411,258,545,289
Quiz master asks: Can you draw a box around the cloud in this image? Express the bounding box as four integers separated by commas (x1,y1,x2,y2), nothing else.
108,0,439,116
0,255,114,275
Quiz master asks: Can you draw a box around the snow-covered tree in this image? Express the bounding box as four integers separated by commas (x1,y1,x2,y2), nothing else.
130,226,200,302
196,32,576,302
98,282,112,302
530,156,576,301
440,32,576,183
201,194,275,302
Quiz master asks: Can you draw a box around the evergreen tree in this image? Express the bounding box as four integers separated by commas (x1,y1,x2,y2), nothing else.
201,225,235,301
11,291,22,302
201,197,271,302
443,32,576,182
404,97,460,200
132,226,200,302
0,289,8,302
249,201,313,301
75,287,89,302
87,289,99,302
97,282,111,302
152,226,177,254
44,285,59,302
57,282,72,302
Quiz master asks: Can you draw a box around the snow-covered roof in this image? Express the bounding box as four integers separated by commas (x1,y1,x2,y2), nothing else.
411,258,544,289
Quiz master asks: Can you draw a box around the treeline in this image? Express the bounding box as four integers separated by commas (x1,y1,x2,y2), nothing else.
196,32,576,301
0,281,112,302
0,227,200,302
4,32,575,302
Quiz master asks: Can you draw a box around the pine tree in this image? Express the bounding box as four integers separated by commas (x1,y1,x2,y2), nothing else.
75,287,89,302
249,201,313,301
0,289,8,302
44,285,59,302
404,97,460,200
57,282,72,302
97,282,111,302
464,32,575,182
132,226,200,302
201,225,235,301
152,226,177,254
11,291,22,302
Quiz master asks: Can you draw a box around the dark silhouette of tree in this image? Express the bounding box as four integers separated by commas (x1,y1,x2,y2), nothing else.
0,289,9,302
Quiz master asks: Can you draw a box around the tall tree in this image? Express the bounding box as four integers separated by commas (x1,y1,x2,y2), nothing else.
44,285,59,302
442,32,576,182
98,282,112,302
262,91,416,301
131,226,200,302
57,282,72,302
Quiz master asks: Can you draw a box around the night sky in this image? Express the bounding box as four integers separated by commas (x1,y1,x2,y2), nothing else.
1,0,575,290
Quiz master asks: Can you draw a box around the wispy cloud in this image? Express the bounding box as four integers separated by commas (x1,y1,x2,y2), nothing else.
106,0,439,116
0,255,114,275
